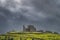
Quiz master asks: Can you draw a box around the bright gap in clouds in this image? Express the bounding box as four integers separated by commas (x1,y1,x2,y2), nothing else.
0,0,22,3
14,0,21,3
14,0,22,4
0,0,22,7
0,0,6,3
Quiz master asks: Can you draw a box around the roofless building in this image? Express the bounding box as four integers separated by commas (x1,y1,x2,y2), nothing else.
0,25,60,40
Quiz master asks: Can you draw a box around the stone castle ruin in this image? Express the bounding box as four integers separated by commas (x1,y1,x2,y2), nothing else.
23,25,36,32
0,25,59,40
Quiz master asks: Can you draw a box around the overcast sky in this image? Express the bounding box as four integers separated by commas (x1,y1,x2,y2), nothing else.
0,0,60,33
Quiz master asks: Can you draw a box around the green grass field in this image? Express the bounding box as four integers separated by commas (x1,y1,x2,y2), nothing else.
0,32,60,40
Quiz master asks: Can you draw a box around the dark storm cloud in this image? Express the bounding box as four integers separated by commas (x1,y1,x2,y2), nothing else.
0,7,10,33
20,0,60,32
29,0,60,32
0,6,32,33
0,0,60,33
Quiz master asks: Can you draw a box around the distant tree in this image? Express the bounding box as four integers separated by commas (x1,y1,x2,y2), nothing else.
54,32,58,34
37,30,44,32
45,31,52,33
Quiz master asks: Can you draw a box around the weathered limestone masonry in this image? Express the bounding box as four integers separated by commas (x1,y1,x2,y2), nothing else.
0,32,60,40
